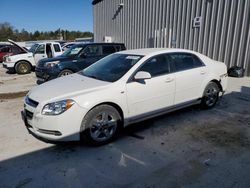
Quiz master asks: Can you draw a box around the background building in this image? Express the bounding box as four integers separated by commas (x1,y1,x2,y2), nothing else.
93,0,250,76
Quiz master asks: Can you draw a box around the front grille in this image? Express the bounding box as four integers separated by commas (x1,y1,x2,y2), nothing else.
25,97,39,108
25,109,34,119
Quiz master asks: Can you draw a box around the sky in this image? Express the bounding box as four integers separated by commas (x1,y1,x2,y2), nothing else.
0,0,93,32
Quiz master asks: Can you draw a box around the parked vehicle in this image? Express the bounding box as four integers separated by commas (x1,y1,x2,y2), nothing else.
2,39,62,74
0,44,27,63
22,48,228,145
35,43,126,83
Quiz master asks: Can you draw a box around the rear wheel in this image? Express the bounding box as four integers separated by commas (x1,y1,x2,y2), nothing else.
15,61,31,74
201,82,220,109
81,105,122,146
58,69,73,77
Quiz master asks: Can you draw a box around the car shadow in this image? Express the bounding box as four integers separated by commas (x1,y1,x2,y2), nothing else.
1,86,250,187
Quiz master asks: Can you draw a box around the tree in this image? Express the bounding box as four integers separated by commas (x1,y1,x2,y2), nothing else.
0,23,94,42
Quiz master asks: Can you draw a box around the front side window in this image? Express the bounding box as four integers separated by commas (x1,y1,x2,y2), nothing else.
79,54,143,82
35,44,45,54
62,45,84,57
29,44,39,53
82,45,100,56
138,54,172,77
168,53,204,72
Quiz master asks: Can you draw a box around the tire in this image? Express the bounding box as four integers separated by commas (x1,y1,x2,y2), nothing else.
80,105,122,146
200,82,220,109
58,69,73,77
15,61,31,74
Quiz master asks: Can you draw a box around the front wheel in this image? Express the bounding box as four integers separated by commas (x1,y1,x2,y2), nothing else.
81,105,122,146
15,61,31,74
58,69,73,77
200,82,220,109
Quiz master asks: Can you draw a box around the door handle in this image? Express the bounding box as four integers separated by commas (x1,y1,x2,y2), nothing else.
165,77,174,83
72,60,77,63
200,70,206,75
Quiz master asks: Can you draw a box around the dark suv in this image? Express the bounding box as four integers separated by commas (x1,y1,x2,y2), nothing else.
35,43,126,83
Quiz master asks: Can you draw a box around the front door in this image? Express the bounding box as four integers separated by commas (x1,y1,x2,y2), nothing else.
126,54,175,117
34,44,47,64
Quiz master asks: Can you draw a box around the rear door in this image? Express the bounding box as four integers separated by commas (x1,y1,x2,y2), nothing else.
52,43,62,56
168,53,207,105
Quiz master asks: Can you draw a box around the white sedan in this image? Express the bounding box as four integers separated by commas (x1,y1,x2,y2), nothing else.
22,48,228,145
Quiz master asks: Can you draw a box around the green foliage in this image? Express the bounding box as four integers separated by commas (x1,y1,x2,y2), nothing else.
0,22,93,41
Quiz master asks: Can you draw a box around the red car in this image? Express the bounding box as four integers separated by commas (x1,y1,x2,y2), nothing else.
0,44,26,62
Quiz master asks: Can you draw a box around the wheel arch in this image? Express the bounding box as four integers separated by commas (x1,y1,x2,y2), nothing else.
91,102,124,123
60,68,75,73
210,79,223,92
14,60,33,70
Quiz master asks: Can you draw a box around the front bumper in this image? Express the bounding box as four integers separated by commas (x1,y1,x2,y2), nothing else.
2,61,15,72
22,99,88,142
35,67,60,83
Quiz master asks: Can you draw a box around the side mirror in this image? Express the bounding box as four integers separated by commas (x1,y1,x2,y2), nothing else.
134,71,151,80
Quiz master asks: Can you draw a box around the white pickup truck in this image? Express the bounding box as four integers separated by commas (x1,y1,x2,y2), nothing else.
3,40,63,74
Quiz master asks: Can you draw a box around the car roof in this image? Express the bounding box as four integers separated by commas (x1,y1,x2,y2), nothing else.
116,48,202,56
80,42,125,45
73,42,125,47
34,42,60,45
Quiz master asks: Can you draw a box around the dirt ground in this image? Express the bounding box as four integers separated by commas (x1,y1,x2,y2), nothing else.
0,65,250,188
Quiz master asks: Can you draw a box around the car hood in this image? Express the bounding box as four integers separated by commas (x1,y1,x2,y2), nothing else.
28,73,110,104
38,55,74,66
8,39,28,53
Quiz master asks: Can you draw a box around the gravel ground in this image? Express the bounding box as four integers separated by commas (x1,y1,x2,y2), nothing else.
0,65,36,96
0,65,250,188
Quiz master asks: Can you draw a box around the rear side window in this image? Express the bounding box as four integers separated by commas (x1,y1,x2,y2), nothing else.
102,45,116,54
168,53,204,72
114,45,125,51
0,47,10,53
83,45,100,56
115,45,121,51
53,44,61,52
138,54,172,77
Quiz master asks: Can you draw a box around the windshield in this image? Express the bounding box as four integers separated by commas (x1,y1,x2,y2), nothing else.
61,45,84,57
79,53,143,82
28,44,39,53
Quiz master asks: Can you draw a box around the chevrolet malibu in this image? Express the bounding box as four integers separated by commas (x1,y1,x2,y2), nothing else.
22,48,228,145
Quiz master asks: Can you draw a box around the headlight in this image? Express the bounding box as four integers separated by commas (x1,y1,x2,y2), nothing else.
42,99,75,115
6,57,11,62
45,61,60,68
